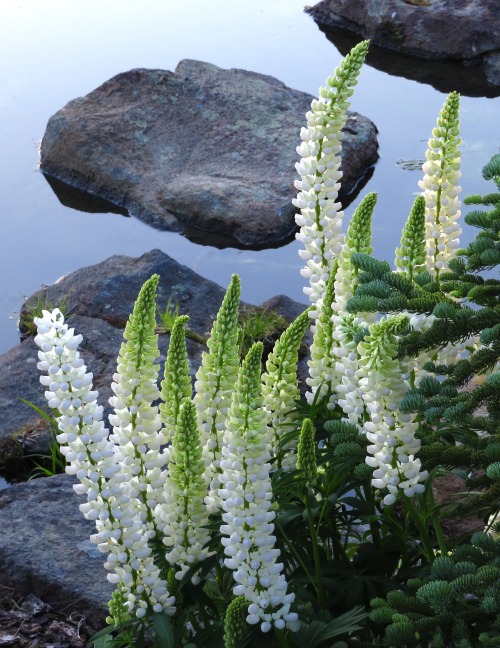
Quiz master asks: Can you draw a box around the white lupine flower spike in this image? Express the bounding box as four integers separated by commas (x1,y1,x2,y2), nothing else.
418,91,461,283
195,274,241,512
159,398,211,582
219,342,299,633
356,316,428,505
104,275,174,618
294,40,369,314
35,301,176,620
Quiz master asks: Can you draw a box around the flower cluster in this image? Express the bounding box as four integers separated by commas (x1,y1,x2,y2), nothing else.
219,343,298,632
262,308,310,469
194,274,241,512
294,40,369,315
34,297,176,619
418,91,461,281
357,316,428,505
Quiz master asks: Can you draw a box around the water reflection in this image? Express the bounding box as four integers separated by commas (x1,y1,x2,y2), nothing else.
44,174,129,216
314,25,500,98
42,164,375,251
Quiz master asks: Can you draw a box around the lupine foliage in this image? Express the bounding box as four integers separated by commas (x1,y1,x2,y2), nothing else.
31,42,500,647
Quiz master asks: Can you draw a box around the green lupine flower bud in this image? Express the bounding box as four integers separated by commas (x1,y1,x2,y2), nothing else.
335,192,376,307
160,398,211,582
194,274,241,511
160,315,192,444
106,582,132,627
262,308,311,469
224,596,248,648
395,195,426,281
296,418,317,485
306,263,338,408
418,91,461,282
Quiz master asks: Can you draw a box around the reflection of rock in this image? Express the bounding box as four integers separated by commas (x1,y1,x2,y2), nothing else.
40,60,378,249
307,0,500,90
44,173,129,216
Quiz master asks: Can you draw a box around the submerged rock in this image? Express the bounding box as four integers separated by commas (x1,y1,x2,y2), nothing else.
40,60,378,248
307,0,500,88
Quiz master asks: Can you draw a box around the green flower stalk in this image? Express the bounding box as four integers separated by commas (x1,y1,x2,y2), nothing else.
418,91,461,282
108,275,167,522
262,308,311,469
334,191,376,309
219,342,298,633
224,596,249,648
305,265,338,408
357,316,428,505
395,195,426,281
107,275,174,617
160,314,192,444
294,40,370,317
296,418,317,486
332,312,367,425
159,398,211,583
194,274,241,512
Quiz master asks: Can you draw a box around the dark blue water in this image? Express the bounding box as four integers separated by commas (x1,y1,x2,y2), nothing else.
0,0,498,354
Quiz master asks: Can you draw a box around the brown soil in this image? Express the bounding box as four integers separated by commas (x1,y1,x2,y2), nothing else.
432,472,485,541
0,588,100,648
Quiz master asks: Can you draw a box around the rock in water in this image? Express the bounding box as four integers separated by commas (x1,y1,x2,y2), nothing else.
40,60,378,248
307,0,500,88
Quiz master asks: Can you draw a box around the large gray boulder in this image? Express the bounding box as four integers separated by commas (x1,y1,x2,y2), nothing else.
0,473,113,623
307,0,500,88
40,60,378,248
0,250,310,447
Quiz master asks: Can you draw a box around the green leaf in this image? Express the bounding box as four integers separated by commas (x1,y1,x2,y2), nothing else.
289,606,367,647
86,625,115,647
152,612,174,648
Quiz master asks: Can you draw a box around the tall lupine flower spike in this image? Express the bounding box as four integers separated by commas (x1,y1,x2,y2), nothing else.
395,195,426,282
262,308,311,470
108,274,167,525
195,274,241,512
219,342,298,633
294,40,369,316
159,398,211,583
160,314,192,444
356,316,428,505
334,191,376,310
296,418,317,486
305,265,337,407
35,305,175,619
106,275,175,618
332,312,367,425
418,91,461,283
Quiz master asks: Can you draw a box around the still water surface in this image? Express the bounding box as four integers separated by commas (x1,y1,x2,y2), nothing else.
0,0,498,355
